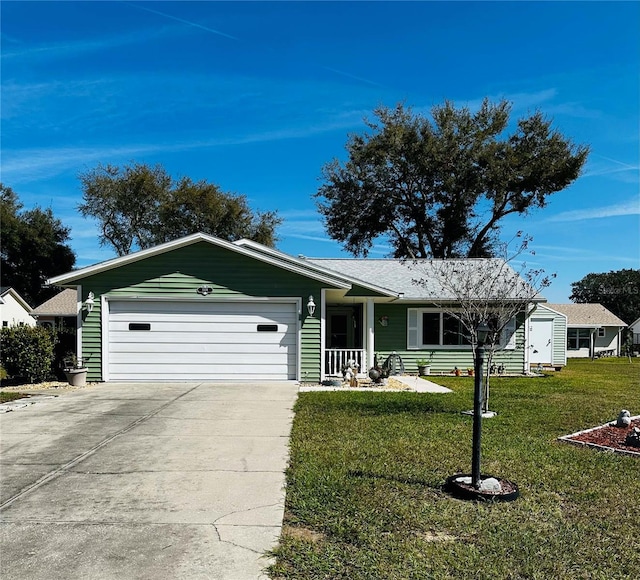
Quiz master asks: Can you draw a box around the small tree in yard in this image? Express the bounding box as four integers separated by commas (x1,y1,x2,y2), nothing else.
413,232,554,412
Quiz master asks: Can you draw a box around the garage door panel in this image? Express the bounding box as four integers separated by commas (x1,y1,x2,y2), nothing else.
107,300,298,381
109,349,296,366
109,316,296,328
108,340,296,353
108,331,296,345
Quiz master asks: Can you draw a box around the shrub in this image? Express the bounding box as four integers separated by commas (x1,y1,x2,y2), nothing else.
0,325,55,383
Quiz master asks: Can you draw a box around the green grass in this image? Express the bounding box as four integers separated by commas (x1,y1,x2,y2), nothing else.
0,391,29,403
269,359,640,579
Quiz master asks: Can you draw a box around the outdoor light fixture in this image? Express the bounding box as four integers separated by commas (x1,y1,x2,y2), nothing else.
444,320,518,501
477,322,490,346
306,295,316,317
378,315,389,327
83,292,95,313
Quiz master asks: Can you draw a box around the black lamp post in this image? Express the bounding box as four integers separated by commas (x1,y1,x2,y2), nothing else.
472,322,490,489
445,321,518,501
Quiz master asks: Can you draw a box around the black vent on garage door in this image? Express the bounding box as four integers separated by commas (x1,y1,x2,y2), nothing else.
257,324,278,332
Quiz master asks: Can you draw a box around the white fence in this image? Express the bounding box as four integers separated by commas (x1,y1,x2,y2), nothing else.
325,349,366,376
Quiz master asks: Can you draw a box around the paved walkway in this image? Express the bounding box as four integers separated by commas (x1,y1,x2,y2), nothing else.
300,375,452,393
0,382,299,580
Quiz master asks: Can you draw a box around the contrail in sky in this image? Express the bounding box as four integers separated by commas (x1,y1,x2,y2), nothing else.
122,2,238,40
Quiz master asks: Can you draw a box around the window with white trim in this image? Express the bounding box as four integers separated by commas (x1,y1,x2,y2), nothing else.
407,309,517,350
597,327,605,338
567,328,590,350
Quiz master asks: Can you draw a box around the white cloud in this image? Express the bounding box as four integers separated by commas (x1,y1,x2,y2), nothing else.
548,199,640,223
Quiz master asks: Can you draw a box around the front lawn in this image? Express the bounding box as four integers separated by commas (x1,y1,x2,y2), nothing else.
0,391,30,403
269,359,640,579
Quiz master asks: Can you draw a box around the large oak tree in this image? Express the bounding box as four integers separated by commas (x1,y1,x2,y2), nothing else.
1,185,76,305
78,163,282,256
316,99,589,258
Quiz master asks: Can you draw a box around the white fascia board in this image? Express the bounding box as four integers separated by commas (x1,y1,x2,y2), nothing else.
536,304,569,320
47,232,351,290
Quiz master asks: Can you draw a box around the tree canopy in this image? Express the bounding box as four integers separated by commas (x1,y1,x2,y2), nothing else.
78,163,282,256
570,269,640,325
316,99,589,259
1,185,76,306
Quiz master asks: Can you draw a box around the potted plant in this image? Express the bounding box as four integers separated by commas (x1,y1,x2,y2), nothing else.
63,353,88,387
416,358,431,376
467,368,474,376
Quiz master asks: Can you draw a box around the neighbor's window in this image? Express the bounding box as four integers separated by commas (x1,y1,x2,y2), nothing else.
567,328,591,350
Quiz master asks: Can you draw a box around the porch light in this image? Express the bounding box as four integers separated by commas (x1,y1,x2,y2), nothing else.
83,292,95,313
378,315,389,327
306,295,316,317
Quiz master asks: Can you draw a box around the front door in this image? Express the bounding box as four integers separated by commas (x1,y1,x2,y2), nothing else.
327,307,362,349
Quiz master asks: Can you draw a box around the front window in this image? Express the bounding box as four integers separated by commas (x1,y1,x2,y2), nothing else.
568,328,591,350
412,310,470,347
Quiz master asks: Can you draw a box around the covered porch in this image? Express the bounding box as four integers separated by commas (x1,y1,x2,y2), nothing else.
322,297,381,378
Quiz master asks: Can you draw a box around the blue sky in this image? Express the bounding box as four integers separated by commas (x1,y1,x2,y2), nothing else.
2,1,638,303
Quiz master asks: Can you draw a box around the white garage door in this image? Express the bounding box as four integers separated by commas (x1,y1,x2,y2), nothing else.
107,300,298,381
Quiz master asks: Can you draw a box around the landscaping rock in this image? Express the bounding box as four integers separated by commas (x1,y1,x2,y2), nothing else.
479,477,502,493
612,409,632,428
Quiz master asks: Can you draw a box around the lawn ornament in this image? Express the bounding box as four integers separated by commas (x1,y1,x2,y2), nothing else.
612,409,632,428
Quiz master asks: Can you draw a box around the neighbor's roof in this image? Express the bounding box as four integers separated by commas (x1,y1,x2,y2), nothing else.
307,258,545,302
546,303,628,327
31,288,77,317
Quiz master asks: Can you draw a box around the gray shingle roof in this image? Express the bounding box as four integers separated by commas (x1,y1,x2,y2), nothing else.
31,289,77,317
307,258,543,301
546,303,628,326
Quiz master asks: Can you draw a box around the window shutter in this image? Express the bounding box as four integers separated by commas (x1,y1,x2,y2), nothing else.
407,309,419,349
501,317,517,350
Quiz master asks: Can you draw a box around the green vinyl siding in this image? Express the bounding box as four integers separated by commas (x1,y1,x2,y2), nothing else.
77,242,327,382
373,303,526,374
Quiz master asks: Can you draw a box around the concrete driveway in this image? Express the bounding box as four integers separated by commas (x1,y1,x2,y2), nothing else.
0,382,299,580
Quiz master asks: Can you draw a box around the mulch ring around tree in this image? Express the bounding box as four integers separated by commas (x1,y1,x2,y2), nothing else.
558,416,640,457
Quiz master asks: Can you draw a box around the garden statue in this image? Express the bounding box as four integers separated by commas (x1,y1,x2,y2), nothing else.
625,427,640,448
612,409,632,428
342,360,359,387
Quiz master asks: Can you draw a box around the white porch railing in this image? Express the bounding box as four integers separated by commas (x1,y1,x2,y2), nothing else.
325,349,367,377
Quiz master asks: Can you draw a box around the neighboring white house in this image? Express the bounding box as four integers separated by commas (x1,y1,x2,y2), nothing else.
527,303,567,368
546,303,627,358
0,287,36,327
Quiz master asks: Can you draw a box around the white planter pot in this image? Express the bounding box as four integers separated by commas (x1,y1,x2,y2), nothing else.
418,365,431,376
64,368,87,387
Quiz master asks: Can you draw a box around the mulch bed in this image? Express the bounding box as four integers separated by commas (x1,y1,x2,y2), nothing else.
559,417,640,457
